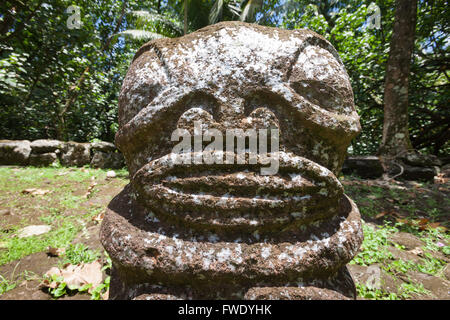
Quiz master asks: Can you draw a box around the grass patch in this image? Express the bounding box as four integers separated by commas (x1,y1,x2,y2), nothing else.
0,219,81,265
0,166,128,266
0,274,16,295
356,281,430,300
59,243,100,266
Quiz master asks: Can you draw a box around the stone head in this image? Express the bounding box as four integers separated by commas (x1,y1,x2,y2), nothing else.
115,22,361,234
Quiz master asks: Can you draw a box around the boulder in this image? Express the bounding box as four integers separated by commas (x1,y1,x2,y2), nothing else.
0,140,31,165
90,151,124,169
348,264,403,295
17,225,51,238
29,152,58,167
342,156,384,178
388,232,424,250
60,142,91,167
90,141,117,153
400,165,437,182
439,156,450,166
399,153,442,167
441,164,450,178
401,271,450,299
30,139,62,154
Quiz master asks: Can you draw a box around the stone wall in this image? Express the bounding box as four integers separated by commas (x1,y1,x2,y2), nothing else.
0,139,124,169
342,154,449,182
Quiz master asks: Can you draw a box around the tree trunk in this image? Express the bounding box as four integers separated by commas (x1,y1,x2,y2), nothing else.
378,0,417,157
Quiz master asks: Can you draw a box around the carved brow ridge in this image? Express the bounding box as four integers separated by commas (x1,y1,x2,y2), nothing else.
285,35,343,82
132,29,341,88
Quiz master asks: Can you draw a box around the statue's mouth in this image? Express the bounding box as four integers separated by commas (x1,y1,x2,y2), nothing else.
132,151,343,230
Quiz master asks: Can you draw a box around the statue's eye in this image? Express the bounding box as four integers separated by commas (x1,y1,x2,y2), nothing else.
177,108,215,129
290,80,344,113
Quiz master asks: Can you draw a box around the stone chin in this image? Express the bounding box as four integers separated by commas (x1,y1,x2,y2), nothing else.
102,21,363,300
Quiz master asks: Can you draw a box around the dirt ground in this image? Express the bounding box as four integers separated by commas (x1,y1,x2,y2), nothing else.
0,166,448,300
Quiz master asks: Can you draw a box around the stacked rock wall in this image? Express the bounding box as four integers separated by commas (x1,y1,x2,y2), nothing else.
0,139,124,169
342,154,449,182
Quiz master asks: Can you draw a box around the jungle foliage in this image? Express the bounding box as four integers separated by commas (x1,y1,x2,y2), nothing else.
0,0,448,155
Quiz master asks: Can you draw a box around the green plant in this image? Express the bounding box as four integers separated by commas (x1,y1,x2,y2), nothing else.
90,276,110,300
45,273,92,299
350,221,395,266
356,283,398,300
0,275,16,295
60,244,100,266
398,282,430,299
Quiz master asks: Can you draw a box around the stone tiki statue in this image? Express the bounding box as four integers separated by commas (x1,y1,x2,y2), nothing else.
101,22,363,300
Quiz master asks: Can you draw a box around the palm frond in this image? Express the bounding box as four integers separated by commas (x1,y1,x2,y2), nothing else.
113,30,165,42
227,2,242,17
209,0,224,25
129,10,183,36
239,0,263,22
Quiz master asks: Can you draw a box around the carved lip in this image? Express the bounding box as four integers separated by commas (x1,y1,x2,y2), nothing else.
132,151,343,227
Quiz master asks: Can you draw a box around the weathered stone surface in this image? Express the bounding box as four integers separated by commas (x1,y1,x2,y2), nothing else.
90,141,117,153
60,142,91,167
399,152,442,167
443,264,450,281
388,232,424,250
387,247,423,264
102,187,362,299
342,156,384,179
29,152,58,167
442,164,450,178
244,285,352,300
102,21,363,300
17,225,51,238
0,140,31,165
440,156,450,166
400,164,437,182
348,264,403,295
30,139,62,154
90,151,124,169
401,271,450,300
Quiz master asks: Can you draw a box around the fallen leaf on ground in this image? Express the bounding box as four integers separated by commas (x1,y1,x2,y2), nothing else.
408,247,424,256
375,210,403,219
427,222,447,232
42,261,103,293
84,181,97,198
434,173,448,184
92,212,104,223
416,218,430,230
375,211,389,219
21,188,51,196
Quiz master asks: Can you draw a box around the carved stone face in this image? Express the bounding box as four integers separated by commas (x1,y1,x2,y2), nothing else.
104,22,363,300
115,22,361,235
